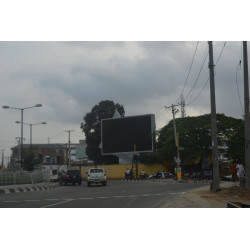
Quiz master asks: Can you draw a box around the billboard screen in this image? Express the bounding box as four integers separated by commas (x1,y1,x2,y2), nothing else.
101,114,155,155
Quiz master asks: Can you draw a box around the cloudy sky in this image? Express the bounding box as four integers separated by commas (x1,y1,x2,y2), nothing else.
0,41,246,160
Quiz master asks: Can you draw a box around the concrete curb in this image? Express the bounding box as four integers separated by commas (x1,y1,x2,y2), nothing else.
121,179,212,184
0,182,60,194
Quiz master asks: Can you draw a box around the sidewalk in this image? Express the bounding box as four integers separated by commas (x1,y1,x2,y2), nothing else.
162,181,250,208
0,182,59,194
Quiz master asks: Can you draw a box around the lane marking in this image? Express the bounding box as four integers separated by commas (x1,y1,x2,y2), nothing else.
45,199,60,201
97,197,109,199
23,200,40,202
41,199,75,208
3,201,20,203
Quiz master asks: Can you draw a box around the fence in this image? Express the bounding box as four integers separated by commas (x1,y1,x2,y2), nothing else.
0,171,50,186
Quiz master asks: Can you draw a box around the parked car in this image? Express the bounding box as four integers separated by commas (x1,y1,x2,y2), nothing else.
203,171,212,180
87,168,107,187
58,169,82,186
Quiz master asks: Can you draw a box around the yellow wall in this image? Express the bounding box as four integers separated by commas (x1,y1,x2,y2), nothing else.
72,164,169,180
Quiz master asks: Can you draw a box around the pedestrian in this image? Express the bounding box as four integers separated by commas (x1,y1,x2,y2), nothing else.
140,169,145,179
236,160,245,179
125,168,130,179
230,160,237,182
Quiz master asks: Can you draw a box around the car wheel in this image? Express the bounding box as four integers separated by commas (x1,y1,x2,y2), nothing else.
103,181,107,186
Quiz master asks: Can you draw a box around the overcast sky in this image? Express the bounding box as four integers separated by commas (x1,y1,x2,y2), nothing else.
0,41,246,159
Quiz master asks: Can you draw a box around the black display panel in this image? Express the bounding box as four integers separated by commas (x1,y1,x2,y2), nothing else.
101,114,155,154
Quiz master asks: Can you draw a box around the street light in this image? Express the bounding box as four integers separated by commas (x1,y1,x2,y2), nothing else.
15,121,47,145
2,104,43,170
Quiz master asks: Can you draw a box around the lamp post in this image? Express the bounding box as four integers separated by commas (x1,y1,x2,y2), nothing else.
2,104,42,170
15,121,47,145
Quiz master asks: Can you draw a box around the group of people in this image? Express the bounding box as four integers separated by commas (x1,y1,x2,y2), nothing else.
230,160,245,181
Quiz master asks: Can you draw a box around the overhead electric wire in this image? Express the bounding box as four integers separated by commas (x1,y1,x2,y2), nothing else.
186,42,227,106
185,48,209,103
214,42,226,66
177,41,199,102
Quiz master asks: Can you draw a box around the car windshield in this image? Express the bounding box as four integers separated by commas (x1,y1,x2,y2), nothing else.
89,169,104,173
67,170,80,175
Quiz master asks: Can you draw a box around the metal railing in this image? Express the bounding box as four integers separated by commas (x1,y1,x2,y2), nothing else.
0,171,50,186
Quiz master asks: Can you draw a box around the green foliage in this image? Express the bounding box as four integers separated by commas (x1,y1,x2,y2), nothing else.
23,145,38,171
81,100,125,164
141,114,245,165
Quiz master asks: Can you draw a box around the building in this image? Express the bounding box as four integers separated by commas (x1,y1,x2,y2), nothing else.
11,140,88,167
11,144,67,166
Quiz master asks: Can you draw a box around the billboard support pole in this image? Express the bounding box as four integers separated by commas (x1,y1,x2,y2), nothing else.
134,144,138,179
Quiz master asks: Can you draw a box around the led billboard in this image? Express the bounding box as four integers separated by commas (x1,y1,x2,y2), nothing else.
101,114,155,155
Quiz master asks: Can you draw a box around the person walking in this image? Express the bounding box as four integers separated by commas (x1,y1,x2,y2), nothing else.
236,160,245,179
230,160,237,182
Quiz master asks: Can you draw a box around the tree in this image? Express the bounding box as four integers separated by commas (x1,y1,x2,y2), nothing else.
23,145,38,171
81,100,125,164
141,114,245,165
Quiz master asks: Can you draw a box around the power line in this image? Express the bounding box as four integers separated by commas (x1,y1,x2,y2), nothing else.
177,41,199,102
214,42,226,66
186,49,209,103
186,42,227,106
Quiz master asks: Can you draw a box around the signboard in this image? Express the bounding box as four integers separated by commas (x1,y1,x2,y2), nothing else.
101,114,155,155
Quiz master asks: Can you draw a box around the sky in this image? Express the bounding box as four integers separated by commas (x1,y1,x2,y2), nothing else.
0,41,247,161
1,0,250,247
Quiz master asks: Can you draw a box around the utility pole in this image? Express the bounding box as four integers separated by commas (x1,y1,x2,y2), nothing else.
243,41,250,189
208,41,220,191
65,130,74,169
165,104,181,179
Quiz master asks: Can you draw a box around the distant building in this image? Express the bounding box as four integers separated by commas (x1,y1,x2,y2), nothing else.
11,144,67,166
11,141,88,167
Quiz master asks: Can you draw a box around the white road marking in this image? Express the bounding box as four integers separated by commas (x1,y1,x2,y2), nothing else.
3,201,20,203
41,199,75,208
97,197,109,199
45,199,60,201
23,200,40,202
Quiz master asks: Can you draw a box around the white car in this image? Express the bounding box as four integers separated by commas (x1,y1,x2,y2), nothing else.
87,168,107,187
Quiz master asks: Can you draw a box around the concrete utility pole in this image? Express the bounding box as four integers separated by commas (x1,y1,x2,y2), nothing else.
208,41,220,191
243,41,250,189
165,104,181,179
65,130,74,169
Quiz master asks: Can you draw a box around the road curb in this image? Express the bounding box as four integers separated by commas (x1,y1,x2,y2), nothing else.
121,179,212,184
0,182,60,195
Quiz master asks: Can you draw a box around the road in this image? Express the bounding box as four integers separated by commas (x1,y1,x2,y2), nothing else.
0,180,208,208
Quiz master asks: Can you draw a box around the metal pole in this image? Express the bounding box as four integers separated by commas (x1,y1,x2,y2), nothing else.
208,41,220,191
30,124,32,145
243,41,250,189
21,109,23,172
69,131,71,169
172,104,178,147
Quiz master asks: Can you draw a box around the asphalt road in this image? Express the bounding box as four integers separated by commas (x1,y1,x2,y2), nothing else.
0,180,208,208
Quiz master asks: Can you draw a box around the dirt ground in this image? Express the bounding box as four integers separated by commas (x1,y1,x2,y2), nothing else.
183,183,250,208
163,182,250,208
